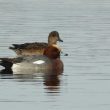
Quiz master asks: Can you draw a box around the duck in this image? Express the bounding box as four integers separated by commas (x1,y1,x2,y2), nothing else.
0,44,63,74
9,31,63,56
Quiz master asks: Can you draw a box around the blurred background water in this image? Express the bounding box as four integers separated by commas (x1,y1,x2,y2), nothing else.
0,0,110,110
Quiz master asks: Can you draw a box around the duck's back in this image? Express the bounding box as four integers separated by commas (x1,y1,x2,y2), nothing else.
9,42,48,55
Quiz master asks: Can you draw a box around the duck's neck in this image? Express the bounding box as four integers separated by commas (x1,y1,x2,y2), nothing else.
52,44,61,51
48,41,57,46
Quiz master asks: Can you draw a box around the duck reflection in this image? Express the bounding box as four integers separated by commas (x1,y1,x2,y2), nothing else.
43,74,60,92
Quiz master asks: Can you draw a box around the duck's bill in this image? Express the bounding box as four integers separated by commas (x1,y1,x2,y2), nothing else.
58,38,63,42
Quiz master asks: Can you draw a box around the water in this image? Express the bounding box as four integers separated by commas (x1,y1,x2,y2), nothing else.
0,0,110,109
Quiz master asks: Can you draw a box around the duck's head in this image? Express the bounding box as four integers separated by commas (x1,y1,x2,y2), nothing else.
43,45,61,59
48,31,63,45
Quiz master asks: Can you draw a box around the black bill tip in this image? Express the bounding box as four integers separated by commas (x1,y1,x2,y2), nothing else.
58,38,63,42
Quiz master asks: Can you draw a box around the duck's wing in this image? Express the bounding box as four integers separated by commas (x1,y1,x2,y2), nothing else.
9,42,48,50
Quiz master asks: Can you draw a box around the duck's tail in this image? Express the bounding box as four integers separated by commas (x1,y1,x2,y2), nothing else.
9,46,15,50
0,58,13,69
9,44,20,50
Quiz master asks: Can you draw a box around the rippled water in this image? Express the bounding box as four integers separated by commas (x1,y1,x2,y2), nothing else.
0,0,110,110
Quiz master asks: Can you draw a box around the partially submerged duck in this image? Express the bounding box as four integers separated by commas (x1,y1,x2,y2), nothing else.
9,31,63,56
0,45,63,74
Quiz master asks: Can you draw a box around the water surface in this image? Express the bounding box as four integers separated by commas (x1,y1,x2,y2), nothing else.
0,0,110,110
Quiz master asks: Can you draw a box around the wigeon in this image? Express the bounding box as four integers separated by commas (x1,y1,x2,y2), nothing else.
9,31,63,56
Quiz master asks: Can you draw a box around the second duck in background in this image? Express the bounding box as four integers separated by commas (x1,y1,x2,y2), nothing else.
9,31,63,56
